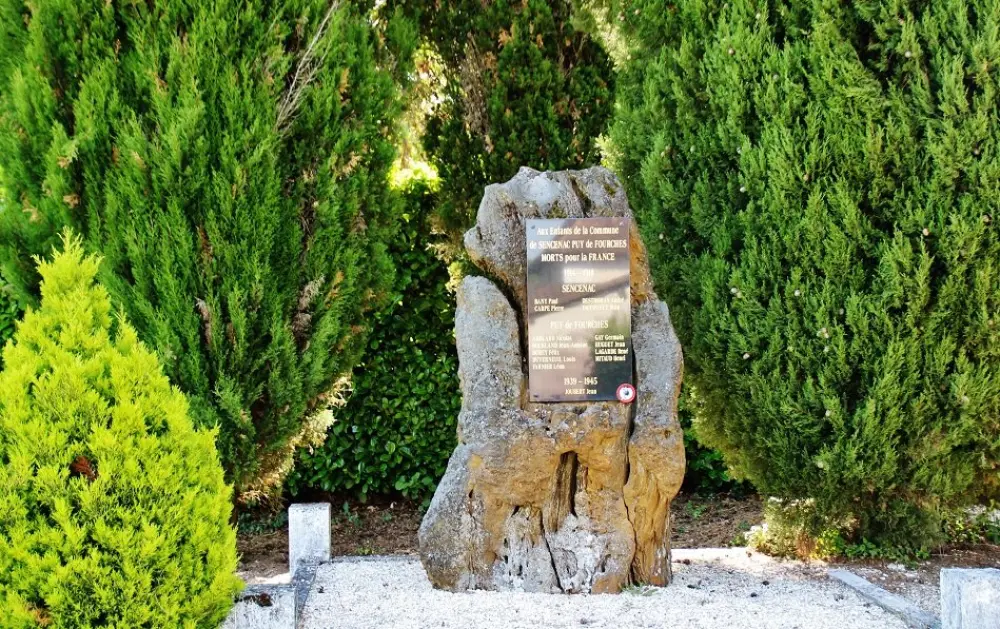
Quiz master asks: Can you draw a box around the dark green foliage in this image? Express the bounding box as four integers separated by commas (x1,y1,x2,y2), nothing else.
0,290,17,355
288,176,460,501
943,502,1000,546
0,0,415,499
0,237,241,627
236,508,290,537
607,0,1000,547
0,190,17,357
682,434,732,493
391,0,614,232
680,416,740,494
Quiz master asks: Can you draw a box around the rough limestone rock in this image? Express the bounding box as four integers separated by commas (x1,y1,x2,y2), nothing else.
419,167,685,593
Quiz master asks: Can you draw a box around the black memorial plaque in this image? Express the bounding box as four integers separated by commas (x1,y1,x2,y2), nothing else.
526,218,632,402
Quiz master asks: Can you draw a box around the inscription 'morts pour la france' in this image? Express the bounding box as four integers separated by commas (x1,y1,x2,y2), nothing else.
526,218,632,402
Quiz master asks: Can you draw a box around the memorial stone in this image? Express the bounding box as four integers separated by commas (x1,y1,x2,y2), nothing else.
418,167,685,593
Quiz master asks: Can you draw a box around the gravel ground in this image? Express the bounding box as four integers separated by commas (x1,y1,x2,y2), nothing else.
299,549,908,629
849,563,941,616
846,543,1000,618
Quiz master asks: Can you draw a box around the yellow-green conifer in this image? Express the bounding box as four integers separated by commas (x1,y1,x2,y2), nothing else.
0,236,241,627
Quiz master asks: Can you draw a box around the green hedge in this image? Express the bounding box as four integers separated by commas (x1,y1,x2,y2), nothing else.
678,397,742,494
0,184,15,356
0,290,16,353
391,0,614,234
606,0,1000,548
0,0,416,501
0,237,240,627
288,177,460,501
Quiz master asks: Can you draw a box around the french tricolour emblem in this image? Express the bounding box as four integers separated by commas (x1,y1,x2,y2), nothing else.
616,383,636,404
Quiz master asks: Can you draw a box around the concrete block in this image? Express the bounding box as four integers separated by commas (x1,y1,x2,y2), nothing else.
221,585,295,629
289,503,331,574
942,568,1000,629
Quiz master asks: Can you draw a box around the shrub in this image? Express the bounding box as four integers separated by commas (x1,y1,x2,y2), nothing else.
606,0,1000,548
680,412,740,494
0,289,16,355
0,178,15,358
0,236,241,628
390,0,614,233
0,0,416,500
288,175,460,501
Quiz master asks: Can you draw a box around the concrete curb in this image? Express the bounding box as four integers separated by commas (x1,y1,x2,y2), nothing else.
293,562,321,626
329,554,418,564
224,503,331,629
829,568,941,629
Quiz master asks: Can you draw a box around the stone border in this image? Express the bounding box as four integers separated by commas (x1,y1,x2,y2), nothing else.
941,568,1000,629
329,554,417,564
223,503,331,628
292,562,321,622
828,568,940,629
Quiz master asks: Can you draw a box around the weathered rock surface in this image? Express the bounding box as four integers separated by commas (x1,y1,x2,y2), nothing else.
941,568,1000,629
419,167,685,593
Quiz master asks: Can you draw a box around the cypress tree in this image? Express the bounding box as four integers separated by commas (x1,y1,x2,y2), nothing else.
606,0,1000,547
0,0,416,500
391,0,614,232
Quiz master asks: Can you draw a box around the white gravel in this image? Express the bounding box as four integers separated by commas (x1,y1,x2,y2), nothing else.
299,549,908,629
850,563,941,616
